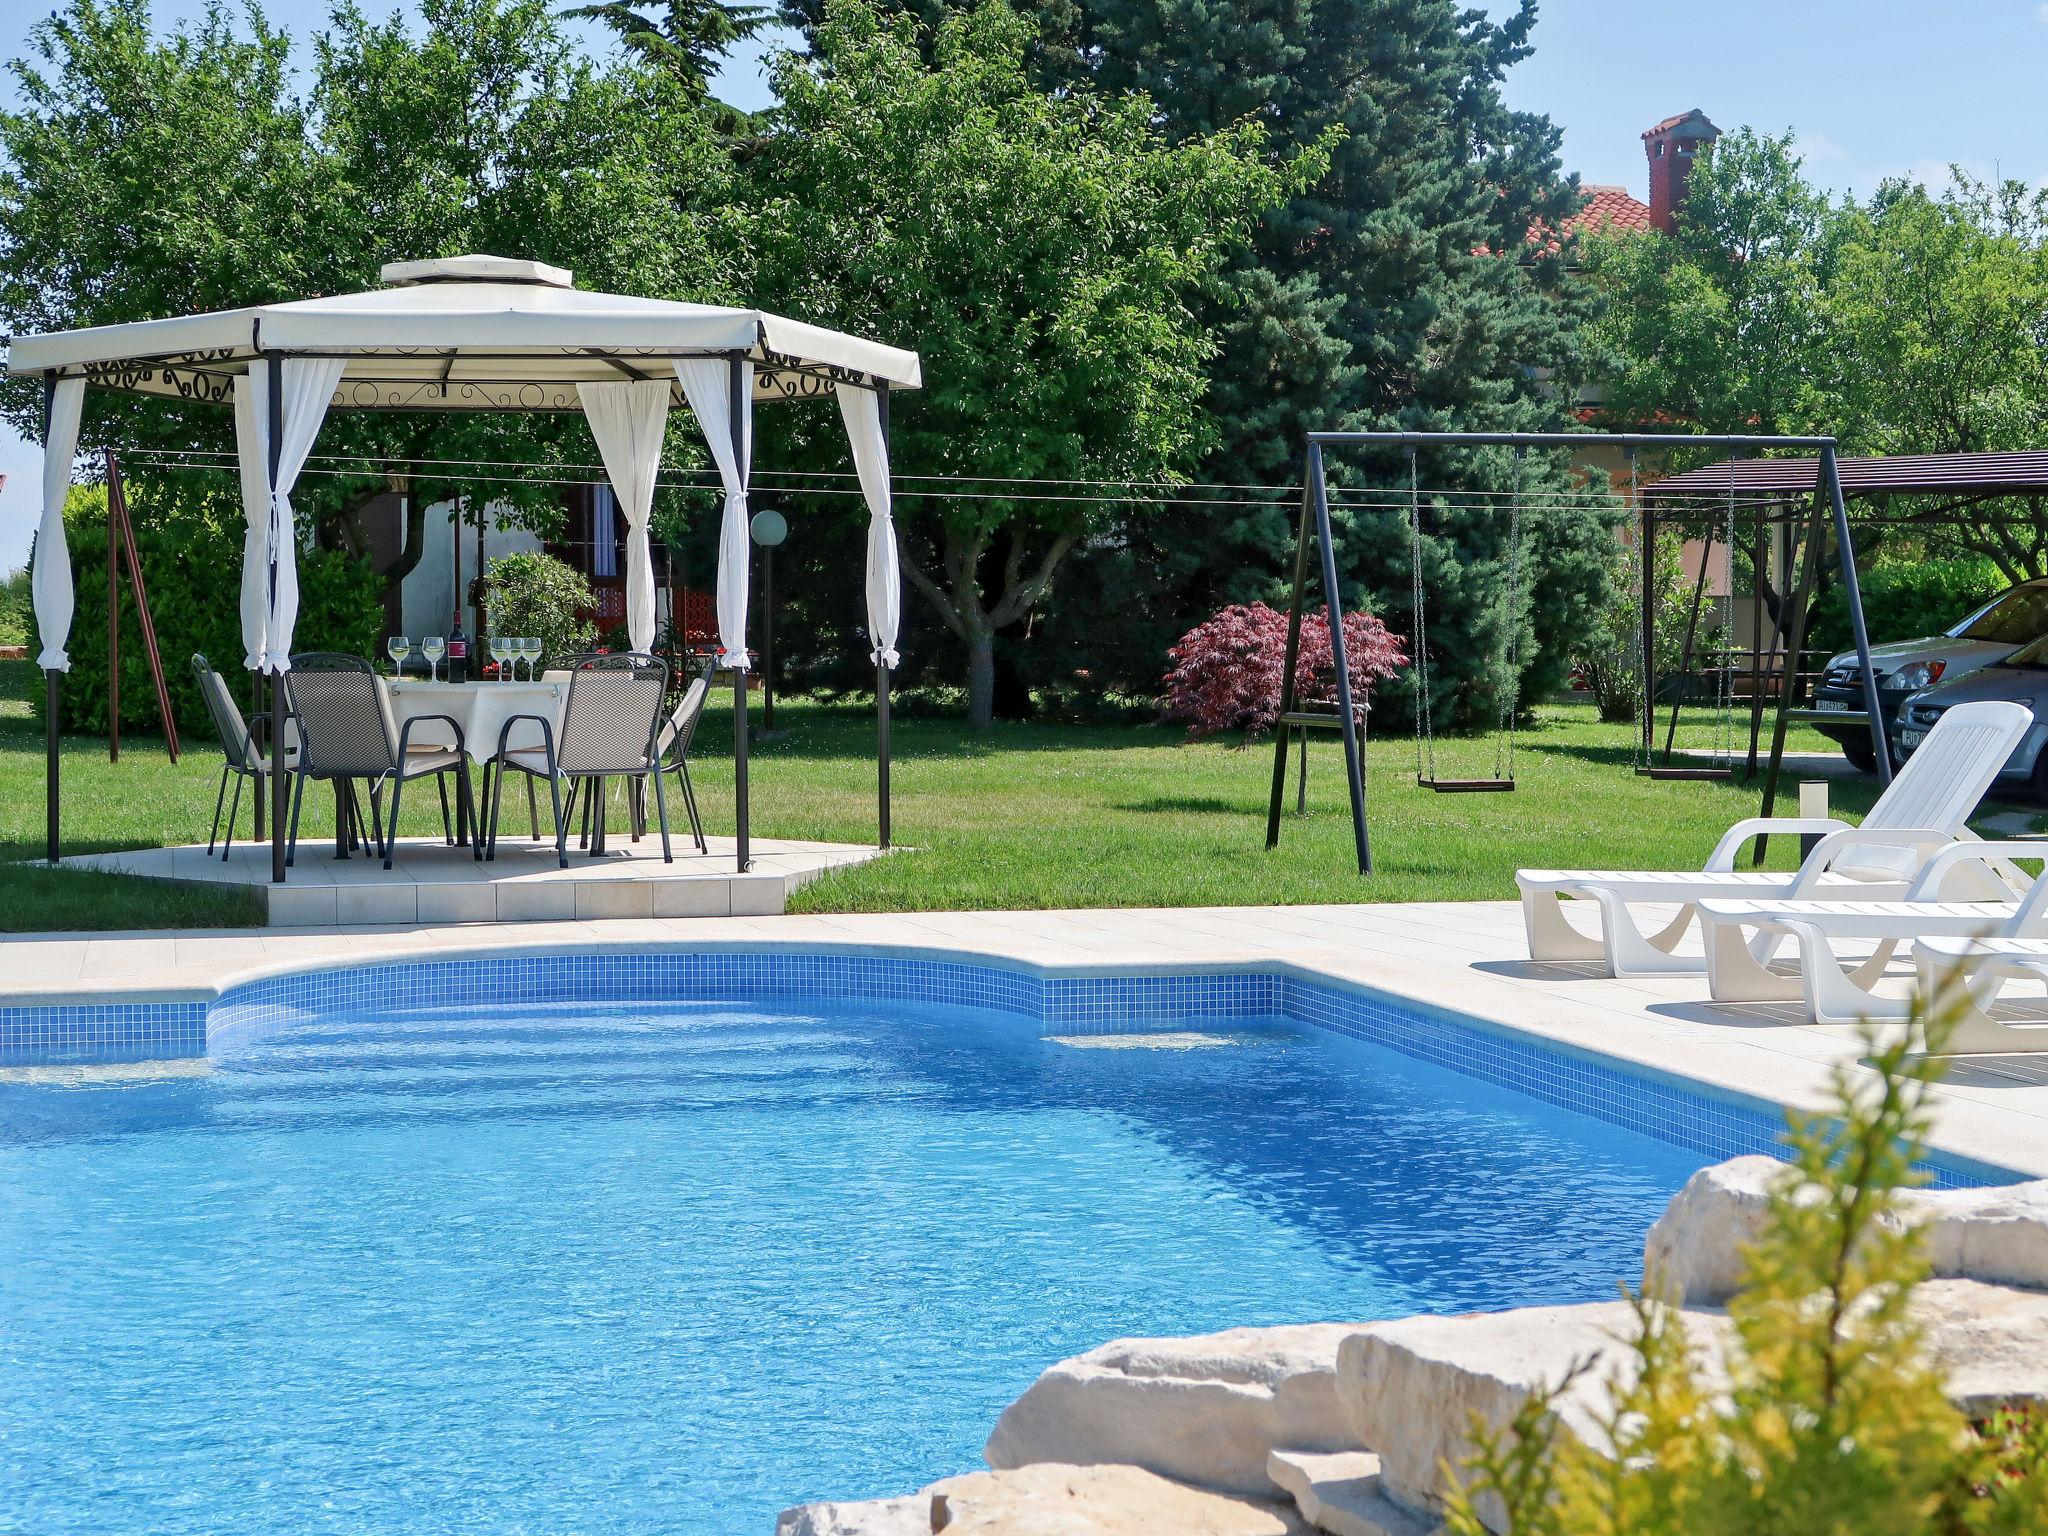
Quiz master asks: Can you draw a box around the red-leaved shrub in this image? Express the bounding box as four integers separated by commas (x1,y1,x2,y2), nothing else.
1163,602,1407,740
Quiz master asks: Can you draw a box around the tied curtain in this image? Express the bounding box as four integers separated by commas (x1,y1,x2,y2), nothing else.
577,381,671,654
674,359,753,670
836,386,900,669
30,377,86,671
233,358,347,673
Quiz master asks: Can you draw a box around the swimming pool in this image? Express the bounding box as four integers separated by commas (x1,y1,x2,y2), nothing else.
0,954,2009,1534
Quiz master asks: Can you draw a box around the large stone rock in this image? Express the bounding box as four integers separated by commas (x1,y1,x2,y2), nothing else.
1912,1277,2048,1417
1642,1156,1780,1306
1335,1302,1734,1533
776,1496,930,1536
1645,1159,2048,1305
984,1326,1357,1497
926,1464,1306,1535
1914,1183,2048,1293
1264,1450,1439,1536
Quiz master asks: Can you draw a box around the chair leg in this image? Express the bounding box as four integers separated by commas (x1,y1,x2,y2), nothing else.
652,768,673,864
368,783,386,860
578,778,593,850
527,776,540,839
551,773,571,870
437,774,453,846
382,774,405,870
630,778,645,842
223,772,244,862
207,763,231,855
461,764,480,862
486,764,506,861
676,762,707,854
285,769,308,868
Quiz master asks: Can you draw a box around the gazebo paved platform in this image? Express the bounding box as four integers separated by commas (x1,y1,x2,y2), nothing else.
64,837,887,927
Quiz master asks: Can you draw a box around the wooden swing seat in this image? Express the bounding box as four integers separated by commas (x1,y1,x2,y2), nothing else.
1635,765,1734,781
1418,775,1515,793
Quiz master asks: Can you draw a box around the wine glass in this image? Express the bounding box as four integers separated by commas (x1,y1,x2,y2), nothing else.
522,637,542,680
421,635,446,684
385,635,411,678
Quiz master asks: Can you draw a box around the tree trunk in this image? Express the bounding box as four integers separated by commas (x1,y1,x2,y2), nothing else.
966,624,996,729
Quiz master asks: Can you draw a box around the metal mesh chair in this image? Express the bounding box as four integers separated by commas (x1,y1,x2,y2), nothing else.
655,675,710,854
284,653,474,870
192,654,298,860
486,652,671,867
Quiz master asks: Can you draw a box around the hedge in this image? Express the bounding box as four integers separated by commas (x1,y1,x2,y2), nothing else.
34,512,384,738
1805,555,2006,656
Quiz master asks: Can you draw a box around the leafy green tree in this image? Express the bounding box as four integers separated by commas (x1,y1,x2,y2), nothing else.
559,0,770,128
746,0,1318,726
1829,174,2048,579
0,0,737,607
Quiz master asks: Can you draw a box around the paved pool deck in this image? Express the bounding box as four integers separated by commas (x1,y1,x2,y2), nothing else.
4,900,2046,1179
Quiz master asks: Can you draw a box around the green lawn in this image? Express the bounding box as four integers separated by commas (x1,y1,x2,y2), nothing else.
9,654,2034,932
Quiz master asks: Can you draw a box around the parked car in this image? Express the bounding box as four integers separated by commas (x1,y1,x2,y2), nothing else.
1892,633,2048,796
1810,577,2048,771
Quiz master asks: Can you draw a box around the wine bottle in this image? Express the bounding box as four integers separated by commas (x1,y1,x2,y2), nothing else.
448,612,469,684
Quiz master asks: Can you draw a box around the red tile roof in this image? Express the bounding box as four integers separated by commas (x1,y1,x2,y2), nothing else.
1565,185,1654,237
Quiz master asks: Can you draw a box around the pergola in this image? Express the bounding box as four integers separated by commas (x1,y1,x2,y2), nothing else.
7,255,922,881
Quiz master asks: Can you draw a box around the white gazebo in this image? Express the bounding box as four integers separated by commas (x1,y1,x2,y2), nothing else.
8,255,921,881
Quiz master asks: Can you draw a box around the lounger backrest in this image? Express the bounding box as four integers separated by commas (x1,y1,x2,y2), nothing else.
1833,700,2032,880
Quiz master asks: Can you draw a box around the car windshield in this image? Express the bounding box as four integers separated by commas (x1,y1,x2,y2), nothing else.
1958,584,2048,644
2002,632,2048,668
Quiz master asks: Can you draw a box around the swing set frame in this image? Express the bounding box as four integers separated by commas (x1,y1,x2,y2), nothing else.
1265,429,1880,875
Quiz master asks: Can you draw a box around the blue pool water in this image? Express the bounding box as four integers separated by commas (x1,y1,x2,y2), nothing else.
1,995,1703,1535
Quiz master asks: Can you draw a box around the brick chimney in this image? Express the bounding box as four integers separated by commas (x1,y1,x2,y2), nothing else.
1642,109,1720,234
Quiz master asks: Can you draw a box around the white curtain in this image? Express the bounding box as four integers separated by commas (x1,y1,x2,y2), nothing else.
837,386,900,669
675,358,753,670
30,378,85,671
232,381,271,669
577,381,671,654
236,358,346,674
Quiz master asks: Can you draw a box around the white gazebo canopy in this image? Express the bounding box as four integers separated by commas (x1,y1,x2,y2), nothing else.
10,254,919,878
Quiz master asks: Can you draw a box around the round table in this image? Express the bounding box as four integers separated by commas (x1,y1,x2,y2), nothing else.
386,677,569,761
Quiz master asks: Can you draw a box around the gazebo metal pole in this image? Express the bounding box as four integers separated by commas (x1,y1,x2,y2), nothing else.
268,353,288,884
877,385,893,851
42,378,60,866
729,352,750,874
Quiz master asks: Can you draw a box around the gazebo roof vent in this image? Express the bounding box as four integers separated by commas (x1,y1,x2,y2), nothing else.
377,254,574,289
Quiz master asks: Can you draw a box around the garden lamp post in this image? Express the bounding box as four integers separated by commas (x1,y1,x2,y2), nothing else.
750,507,787,733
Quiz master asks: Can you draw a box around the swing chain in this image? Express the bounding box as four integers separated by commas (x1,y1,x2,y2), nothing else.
1498,447,1526,781
1408,446,1437,785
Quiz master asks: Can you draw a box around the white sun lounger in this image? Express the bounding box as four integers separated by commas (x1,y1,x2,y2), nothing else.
1516,699,2032,977
1913,935,2048,1054
1695,840,2048,1024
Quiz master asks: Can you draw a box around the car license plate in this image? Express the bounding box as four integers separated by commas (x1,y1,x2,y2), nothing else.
1814,699,1849,712
1899,729,1925,748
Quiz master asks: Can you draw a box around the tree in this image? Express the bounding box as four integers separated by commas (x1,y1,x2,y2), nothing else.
1829,174,2048,579
1587,128,1845,441
0,0,737,606
559,0,771,127
745,0,1319,726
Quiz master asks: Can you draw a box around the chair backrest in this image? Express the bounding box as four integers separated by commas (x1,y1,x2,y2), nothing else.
658,676,710,763
191,654,259,770
285,653,400,778
557,652,669,775
1835,699,2032,880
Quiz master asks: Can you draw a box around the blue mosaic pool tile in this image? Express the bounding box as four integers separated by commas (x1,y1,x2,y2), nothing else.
3,950,2014,1188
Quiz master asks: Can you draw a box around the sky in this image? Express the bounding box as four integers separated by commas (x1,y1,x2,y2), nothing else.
4,0,2047,573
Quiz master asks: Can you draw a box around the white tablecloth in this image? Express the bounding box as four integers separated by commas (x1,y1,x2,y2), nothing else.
387,679,567,763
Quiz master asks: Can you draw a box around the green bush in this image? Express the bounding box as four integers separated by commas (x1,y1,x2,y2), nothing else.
0,566,29,648
482,551,595,671
1807,555,2005,654
35,491,383,737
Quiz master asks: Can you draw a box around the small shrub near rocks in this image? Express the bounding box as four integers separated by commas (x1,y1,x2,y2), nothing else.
1163,602,1406,742
1447,988,2048,1536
